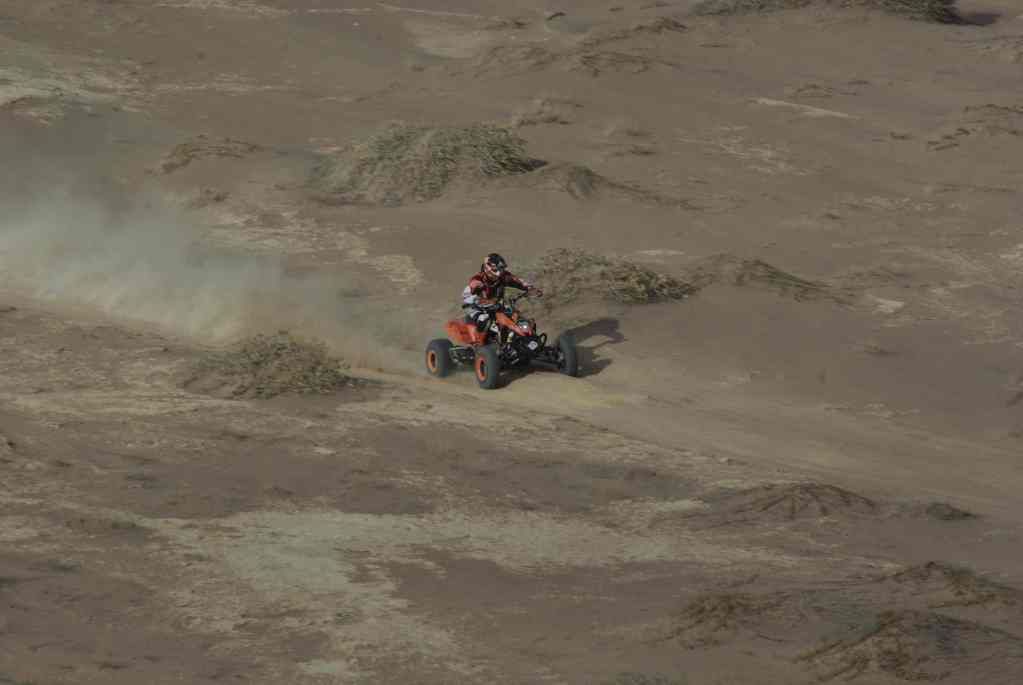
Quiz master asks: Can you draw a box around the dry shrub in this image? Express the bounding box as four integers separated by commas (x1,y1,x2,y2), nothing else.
310,123,697,208
684,254,854,304
601,673,687,685
670,592,794,647
581,16,688,48
471,44,561,74
188,187,230,209
569,51,659,76
159,135,262,174
511,163,606,199
472,42,679,78
501,163,700,208
929,104,1023,150
692,0,811,13
525,249,697,308
924,501,975,521
799,610,1023,682
609,144,657,157
309,122,545,205
690,0,963,23
963,103,1023,126
184,331,356,399
679,481,882,531
883,562,1020,608
709,482,879,523
510,97,581,127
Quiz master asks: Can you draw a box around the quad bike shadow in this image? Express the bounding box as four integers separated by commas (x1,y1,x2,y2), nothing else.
424,291,579,389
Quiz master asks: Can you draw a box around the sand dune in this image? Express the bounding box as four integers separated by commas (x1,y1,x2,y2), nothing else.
2,1,1022,683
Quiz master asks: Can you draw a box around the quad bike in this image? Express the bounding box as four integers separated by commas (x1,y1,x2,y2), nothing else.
425,291,578,389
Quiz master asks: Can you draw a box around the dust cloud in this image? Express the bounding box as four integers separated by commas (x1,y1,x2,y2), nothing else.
0,134,415,372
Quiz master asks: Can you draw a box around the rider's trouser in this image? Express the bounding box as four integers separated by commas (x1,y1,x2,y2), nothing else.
464,306,492,331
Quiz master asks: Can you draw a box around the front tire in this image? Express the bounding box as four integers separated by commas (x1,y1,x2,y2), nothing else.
425,339,454,378
556,333,579,377
474,344,501,389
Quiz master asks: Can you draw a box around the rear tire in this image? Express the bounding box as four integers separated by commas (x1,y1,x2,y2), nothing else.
556,333,579,377
425,339,454,378
474,344,501,389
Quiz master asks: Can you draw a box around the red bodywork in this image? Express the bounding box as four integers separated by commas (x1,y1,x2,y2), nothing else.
445,309,535,348
445,320,486,346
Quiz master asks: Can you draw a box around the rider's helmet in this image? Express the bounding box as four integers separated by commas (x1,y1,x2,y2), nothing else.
482,253,507,282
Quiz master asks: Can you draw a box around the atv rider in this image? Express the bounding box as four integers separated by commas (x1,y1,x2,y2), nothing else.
462,253,542,333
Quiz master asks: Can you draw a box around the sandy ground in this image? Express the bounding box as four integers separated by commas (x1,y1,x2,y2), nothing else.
2,1,1023,683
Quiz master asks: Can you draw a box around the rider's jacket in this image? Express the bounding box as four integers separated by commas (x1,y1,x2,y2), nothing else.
462,269,530,309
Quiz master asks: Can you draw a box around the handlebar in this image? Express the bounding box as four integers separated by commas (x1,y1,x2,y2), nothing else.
510,288,541,304
480,289,540,311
